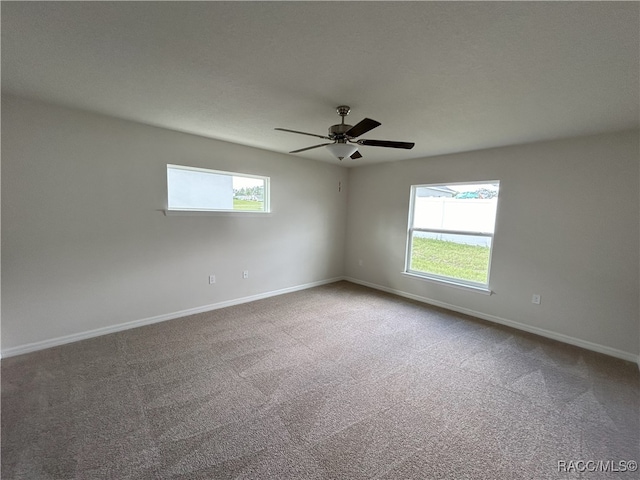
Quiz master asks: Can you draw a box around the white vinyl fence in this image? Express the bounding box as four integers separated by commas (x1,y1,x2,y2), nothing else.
412,197,498,247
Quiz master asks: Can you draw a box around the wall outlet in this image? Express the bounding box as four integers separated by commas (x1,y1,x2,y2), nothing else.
243,270,249,279
209,275,216,284
358,259,363,267
532,294,541,305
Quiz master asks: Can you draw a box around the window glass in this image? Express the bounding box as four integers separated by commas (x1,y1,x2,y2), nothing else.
406,182,499,287
167,165,269,212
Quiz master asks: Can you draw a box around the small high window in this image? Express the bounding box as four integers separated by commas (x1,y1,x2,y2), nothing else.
167,165,270,213
405,181,499,290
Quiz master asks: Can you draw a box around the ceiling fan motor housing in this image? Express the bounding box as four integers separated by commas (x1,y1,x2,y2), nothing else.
329,123,353,140
330,105,353,140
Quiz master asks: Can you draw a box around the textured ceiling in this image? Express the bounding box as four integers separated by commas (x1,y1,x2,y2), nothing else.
2,2,638,166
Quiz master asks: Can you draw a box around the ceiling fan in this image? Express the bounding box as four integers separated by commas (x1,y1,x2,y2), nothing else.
275,105,415,160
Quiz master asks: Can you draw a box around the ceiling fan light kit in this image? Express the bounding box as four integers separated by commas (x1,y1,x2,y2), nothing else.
275,105,415,161
325,142,359,161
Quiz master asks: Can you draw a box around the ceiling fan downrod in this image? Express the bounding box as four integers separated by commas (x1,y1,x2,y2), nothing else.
329,105,353,139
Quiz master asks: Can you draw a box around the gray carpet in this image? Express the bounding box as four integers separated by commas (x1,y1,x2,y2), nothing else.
2,281,639,479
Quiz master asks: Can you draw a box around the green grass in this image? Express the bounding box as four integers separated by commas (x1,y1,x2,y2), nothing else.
233,199,264,211
410,237,490,284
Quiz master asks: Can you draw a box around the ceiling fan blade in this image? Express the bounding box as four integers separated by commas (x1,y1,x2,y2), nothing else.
275,128,331,140
345,118,381,138
350,150,363,159
289,143,333,154
357,139,415,149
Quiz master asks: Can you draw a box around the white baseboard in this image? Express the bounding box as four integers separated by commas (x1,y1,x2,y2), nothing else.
3,276,638,368
344,277,640,365
0,277,344,358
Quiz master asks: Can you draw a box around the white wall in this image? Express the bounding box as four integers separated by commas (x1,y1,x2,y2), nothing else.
3,95,639,362
1,95,348,353
345,131,640,360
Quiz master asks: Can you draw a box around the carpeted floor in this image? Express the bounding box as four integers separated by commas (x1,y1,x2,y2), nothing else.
2,281,639,479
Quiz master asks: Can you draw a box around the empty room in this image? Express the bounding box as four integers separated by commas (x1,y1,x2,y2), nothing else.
1,2,639,479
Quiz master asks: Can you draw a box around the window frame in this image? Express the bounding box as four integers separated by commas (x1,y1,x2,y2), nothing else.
166,164,271,214
404,181,499,293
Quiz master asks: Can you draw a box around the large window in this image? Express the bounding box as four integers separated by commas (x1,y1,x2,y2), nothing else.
405,182,499,290
167,164,270,213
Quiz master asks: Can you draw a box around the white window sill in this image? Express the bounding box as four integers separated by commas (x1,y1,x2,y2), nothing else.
163,209,272,217
401,271,493,295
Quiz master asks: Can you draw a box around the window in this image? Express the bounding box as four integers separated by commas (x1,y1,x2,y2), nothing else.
405,181,499,290
167,165,270,213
